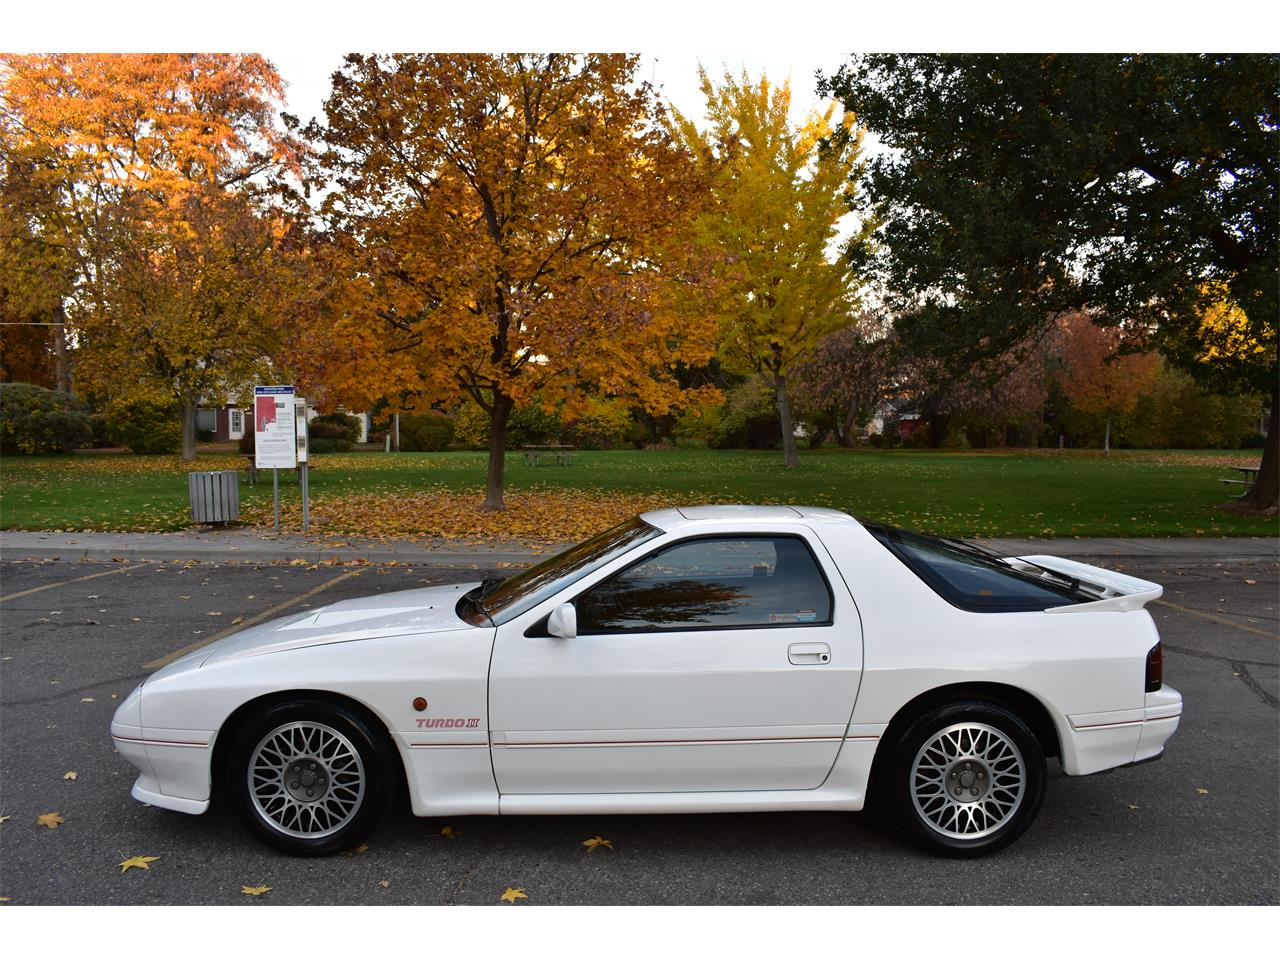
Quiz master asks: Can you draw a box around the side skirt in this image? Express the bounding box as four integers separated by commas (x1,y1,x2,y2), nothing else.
496,737,878,816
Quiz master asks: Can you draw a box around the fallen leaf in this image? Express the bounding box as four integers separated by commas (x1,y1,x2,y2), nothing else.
231,616,244,625
131,617,142,622
582,835,614,852
207,611,223,616
344,842,369,856
378,879,390,889
1196,787,1209,795
0,896,10,902
1244,579,1257,585
440,825,457,839
63,771,78,781
118,855,160,873
0,815,10,824
1125,804,1139,811
500,887,528,904
81,697,95,703
35,812,64,829
241,885,271,896
179,595,191,601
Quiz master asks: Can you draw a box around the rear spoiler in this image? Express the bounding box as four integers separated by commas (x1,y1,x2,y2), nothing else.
1003,555,1163,614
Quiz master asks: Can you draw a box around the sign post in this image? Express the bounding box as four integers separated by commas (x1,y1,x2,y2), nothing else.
254,386,297,533
295,397,309,534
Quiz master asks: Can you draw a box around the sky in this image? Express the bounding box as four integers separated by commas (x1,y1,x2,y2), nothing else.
267,52,849,132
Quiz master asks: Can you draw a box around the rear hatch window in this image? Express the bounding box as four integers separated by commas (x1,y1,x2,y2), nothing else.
860,520,1093,612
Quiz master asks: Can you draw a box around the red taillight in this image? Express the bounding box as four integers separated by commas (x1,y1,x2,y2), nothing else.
1145,643,1163,692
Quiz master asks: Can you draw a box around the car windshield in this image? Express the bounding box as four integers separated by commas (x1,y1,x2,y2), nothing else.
464,516,661,625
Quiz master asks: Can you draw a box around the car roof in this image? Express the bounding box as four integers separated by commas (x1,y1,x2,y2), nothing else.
640,505,856,532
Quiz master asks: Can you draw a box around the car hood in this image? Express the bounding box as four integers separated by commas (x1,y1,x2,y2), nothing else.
191,580,482,668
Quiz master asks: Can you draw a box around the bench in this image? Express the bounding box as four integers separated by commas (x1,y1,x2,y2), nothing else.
1219,465,1261,498
521,445,576,466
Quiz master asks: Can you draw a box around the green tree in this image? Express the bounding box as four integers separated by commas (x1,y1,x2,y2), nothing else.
824,54,1278,510
672,69,872,466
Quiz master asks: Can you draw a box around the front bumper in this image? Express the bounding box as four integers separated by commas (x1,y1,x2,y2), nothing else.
111,684,214,815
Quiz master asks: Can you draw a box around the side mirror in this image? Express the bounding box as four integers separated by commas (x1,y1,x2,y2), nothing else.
547,602,577,639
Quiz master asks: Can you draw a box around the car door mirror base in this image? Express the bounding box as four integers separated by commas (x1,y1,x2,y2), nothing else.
547,602,577,639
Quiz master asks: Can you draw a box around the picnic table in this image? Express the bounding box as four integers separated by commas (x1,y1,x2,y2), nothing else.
521,444,576,466
1219,464,1261,498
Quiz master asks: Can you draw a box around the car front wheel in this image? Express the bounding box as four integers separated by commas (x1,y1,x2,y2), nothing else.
228,699,393,856
887,701,1046,857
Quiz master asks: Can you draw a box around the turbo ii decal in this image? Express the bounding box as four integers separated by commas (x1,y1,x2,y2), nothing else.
416,717,482,728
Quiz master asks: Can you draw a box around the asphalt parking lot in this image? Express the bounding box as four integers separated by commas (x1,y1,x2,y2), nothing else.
1,555,1276,905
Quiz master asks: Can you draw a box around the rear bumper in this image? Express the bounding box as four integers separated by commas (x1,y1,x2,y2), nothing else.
1062,684,1182,775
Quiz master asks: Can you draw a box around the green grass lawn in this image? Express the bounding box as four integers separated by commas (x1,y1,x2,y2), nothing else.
1,447,1275,539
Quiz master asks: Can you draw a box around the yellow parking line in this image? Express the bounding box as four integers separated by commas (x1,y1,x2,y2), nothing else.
0,564,144,603
1153,599,1279,641
143,569,365,670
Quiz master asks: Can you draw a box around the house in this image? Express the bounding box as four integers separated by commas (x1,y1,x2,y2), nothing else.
863,396,923,441
195,402,246,442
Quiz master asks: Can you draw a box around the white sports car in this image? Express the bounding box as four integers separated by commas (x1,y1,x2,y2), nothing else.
112,506,1182,857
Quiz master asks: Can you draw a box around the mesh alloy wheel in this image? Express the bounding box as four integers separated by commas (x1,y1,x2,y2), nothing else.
910,721,1026,840
886,700,1046,857
229,699,392,856
247,721,366,839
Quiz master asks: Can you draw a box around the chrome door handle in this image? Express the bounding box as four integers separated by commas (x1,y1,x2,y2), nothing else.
788,642,831,665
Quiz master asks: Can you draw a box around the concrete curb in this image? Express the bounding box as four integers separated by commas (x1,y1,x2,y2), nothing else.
0,531,553,567
2,529,1276,566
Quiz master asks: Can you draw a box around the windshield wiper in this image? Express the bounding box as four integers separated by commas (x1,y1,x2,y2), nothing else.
473,576,505,616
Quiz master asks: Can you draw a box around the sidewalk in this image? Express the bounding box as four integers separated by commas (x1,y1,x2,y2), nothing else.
1,528,1276,566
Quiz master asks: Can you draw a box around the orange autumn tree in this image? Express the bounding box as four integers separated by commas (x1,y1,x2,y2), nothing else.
0,54,301,458
302,54,718,510
1056,311,1161,454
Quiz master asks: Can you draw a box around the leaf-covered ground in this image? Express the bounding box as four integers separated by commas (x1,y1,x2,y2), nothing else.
0,447,1273,542
240,487,675,545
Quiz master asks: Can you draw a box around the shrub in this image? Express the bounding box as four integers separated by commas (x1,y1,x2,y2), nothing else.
309,412,362,443
673,404,722,445
454,400,563,449
563,398,632,450
0,382,94,454
102,397,181,454
399,412,455,451
308,437,353,454
711,378,781,450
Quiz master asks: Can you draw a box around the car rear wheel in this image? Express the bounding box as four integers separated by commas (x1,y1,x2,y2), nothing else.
887,701,1046,857
228,699,393,856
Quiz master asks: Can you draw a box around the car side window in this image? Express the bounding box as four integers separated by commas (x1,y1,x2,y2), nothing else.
576,535,833,633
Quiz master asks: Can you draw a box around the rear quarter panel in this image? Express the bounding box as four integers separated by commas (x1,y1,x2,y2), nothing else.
816,522,1159,774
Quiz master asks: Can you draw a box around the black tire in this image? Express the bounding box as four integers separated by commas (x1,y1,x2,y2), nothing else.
227,698,395,856
885,700,1046,857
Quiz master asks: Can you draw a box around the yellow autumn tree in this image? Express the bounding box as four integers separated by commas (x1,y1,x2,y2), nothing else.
0,54,303,458
299,54,719,509
671,69,873,466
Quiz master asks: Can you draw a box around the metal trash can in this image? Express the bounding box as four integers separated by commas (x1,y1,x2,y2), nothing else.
188,470,241,524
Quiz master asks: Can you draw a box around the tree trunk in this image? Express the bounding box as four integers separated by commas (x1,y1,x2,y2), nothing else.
1228,383,1278,513
775,376,798,468
1104,414,1111,455
838,397,860,448
483,393,513,511
181,400,198,461
53,302,70,394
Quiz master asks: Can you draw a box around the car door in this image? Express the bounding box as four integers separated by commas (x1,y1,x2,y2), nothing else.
488,527,863,795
